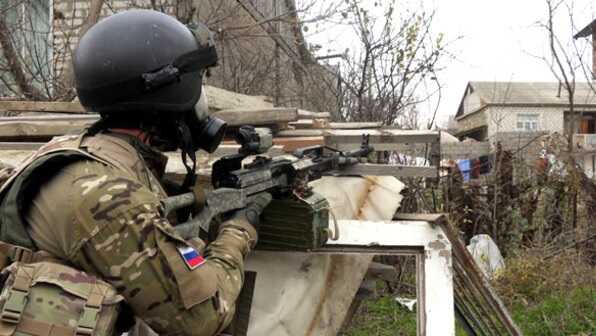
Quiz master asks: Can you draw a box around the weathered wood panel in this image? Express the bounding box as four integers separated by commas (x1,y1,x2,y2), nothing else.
0,115,97,140
0,108,306,140
0,85,275,114
391,215,523,336
0,101,86,114
214,108,298,125
337,164,438,178
296,110,331,120
289,120,381,130
272,136,324,152
325,130,440,146
441,142,490,160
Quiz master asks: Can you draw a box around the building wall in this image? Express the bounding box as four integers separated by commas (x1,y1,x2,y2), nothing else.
50,0,338,111
456,109,486,135
462,89,483,115
486,106,564,140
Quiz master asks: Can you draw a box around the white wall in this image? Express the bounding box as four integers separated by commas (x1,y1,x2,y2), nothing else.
463,90,483,115
486,106,564,140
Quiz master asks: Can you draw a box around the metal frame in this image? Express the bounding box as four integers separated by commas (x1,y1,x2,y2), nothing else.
314,219,455,336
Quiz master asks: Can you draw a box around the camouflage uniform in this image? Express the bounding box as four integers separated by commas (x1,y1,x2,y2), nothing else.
0,131,256,335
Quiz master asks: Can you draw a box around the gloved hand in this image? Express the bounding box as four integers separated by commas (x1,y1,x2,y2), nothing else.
230,192,273,231
218,193,272,249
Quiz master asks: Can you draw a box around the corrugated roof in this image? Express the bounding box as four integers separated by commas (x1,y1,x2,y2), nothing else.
469,81,596,105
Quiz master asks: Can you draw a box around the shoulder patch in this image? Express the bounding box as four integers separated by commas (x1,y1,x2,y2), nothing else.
177,245,206,270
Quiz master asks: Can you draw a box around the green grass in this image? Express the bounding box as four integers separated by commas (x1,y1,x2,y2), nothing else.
341,287,595,335
510,287,596,336
340,296,418,336
340,294,468,336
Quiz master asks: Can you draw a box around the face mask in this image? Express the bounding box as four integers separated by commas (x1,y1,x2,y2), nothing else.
185,97,226,153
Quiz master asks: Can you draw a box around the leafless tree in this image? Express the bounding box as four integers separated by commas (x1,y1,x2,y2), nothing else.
543,0,578,152
0,0,105,101
334,1,448,127
534,0,596,240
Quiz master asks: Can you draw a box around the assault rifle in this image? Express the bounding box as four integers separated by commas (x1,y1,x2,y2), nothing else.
164,126,373,250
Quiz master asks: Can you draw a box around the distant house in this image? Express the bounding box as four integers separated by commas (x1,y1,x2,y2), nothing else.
454,81,596,141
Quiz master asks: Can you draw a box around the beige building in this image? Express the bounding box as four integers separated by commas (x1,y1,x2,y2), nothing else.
455,81,596,141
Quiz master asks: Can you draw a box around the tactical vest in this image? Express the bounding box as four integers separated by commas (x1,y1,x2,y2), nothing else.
0,132,167,257
0,132,166,336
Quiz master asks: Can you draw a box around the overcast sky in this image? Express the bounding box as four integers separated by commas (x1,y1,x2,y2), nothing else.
302,0,596,127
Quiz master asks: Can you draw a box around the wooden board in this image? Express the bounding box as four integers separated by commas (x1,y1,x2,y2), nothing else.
0,142,44,150
0,101,86,114
296,110,331,119
204,85,273,111
214,108,298,126
0,108,306,140
0,85,275,114
0,115,97,140
325,129,440,145
289,120,382,130
393,215,523,336
272,136,324,152
277,129,330,137
336,164,438,178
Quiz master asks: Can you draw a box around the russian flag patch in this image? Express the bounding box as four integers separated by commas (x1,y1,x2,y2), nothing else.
177,245,206,270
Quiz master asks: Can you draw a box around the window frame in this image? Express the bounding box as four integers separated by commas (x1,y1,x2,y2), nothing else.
516,113,540,131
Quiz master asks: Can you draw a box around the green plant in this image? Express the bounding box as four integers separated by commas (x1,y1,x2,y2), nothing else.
509,287,595,336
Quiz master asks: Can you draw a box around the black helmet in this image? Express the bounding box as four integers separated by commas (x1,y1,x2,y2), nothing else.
74,10,217,114
74,10,226,156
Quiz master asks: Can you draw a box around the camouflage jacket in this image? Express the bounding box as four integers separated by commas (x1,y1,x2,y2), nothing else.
1,131,256,335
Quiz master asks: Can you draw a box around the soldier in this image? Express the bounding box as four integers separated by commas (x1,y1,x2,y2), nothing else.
0,10,270,336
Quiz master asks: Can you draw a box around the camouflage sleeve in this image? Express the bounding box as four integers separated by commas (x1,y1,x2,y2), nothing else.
67,171,254,335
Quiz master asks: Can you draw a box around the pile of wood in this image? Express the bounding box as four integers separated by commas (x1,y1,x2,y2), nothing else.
0,86,443,180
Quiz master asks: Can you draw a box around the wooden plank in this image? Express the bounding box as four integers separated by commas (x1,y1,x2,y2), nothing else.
213,108,298,125
0,108,301,140
204,85,273,111
329,122,382,129
0,86,274,114
438,218,523,335
289,120,382,130
336,164,438,178
296,110,331,119
289,120,321,129
277,129,329,137
0,142,44,150
0,100,86,114
207,144,285,158
272,136,324,152
0,144,285,159
325,129,440,145
0,115,96,140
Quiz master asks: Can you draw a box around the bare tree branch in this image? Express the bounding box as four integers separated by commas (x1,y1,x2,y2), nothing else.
0,10,44,100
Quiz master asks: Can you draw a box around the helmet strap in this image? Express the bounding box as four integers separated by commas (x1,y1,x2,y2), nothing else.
176,120,197,191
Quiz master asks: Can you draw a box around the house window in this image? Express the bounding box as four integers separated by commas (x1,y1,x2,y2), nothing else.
516,113,539,131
